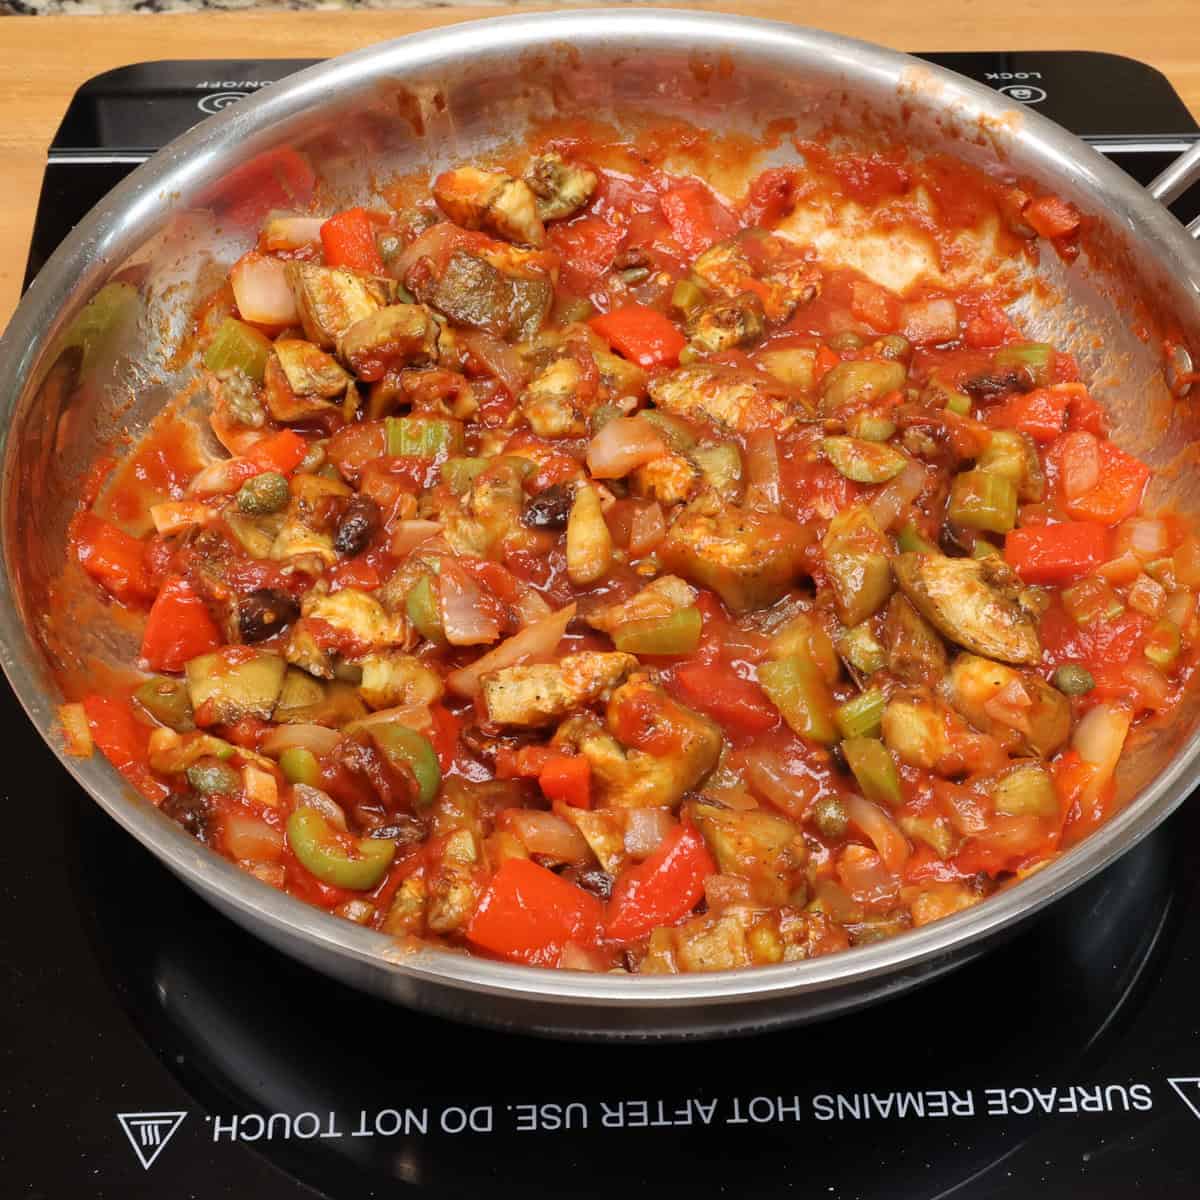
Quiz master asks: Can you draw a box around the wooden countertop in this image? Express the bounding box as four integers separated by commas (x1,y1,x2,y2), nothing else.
3,3,1198,325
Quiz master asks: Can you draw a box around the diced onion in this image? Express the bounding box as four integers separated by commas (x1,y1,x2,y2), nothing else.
704,873,754,910
742,751,817,820
389,520,443,557
1165,589,1196,629
1122,662,1171,712
623,808,673,860
560,941,610,972
391,221,464,281
982,678,1033,734
901,298,959,345
1096,551,1143,585
447,603,576,698
346,704,433,734
458,329,529,398
836,843,901,904
261,212,325,252
221,813,286,863
628,503,667,558
59,703,93,757
188,456,253,498
503,809,591,864
1071,702,1132,802
229,254,298,327
242,764,280,809
150,501,213,535
869,460,929,531
1114,517,1169,562
293,783,348,830
744,430,781,512
260,724,341,758
586,416,667,480
1059,431,1101,499
841,794,910,872
438,559,503,647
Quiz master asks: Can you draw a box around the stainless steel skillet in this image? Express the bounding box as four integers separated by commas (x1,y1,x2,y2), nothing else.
3,10,1200,1040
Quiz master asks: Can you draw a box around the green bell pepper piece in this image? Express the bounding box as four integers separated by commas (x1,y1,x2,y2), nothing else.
842,736,902,807
385,416,462,458
822,437,908,484
758,655,838,745
896,521,937,555
134,677,195,732
406,573,445,643
441,456,490,496
287,806,395,890
279,746,321,786
835,689,886,740
360,722,441,808
612,606,703,655
203,317,273,384
948,470,1018,534
994,342,1054,388
1145,619,1182,669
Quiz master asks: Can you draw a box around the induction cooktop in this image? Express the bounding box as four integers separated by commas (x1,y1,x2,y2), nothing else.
9,50,1200,1200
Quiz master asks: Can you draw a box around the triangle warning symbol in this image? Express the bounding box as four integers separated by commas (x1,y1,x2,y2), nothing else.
1167,1078,1200,1121
116,1111,188,1170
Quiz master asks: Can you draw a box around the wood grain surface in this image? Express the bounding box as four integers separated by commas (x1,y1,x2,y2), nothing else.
2,3,1198,324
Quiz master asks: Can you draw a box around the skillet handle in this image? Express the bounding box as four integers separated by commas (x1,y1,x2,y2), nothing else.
1146,140,1200,238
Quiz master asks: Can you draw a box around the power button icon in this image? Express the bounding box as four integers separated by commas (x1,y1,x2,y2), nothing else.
998,84,1047,105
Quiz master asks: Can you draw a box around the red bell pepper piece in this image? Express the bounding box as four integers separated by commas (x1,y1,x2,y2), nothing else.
548,216,626,293
986,384,1072,442
427,702,461,774
538,754,591,809
1004,522,1109,585
74,513,155,605
320,207,385,275
849,280,900,332
659,181,734,257
1060,439,1150,525
588,306,686,369
813,344,841,383
139,576,223,673
605,824,715,944
246,429,308,476
672,661,779,736
83,694,168,804
466,858,604,966
1025,194,1081,240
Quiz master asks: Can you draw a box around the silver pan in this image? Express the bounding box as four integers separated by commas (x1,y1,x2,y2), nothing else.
3,10,1200,1040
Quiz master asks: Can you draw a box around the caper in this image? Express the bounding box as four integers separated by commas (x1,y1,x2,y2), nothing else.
1052,663,1095,696
872,334,912,363
811,794,849,839
217,368,266,429
828,330,865,352
185,757,242,797
238,588,301,643
236,471,290,515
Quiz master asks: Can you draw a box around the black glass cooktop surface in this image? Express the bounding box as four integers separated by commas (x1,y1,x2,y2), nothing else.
9,50,1200,1200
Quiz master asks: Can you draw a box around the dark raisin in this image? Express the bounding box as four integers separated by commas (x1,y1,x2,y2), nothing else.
238,588,300,643
521,483,573,530
334,495,381,557
162,791,213,842
573,868,614,901
365,815,427,845
961,368,1031,398
612,247,651,272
